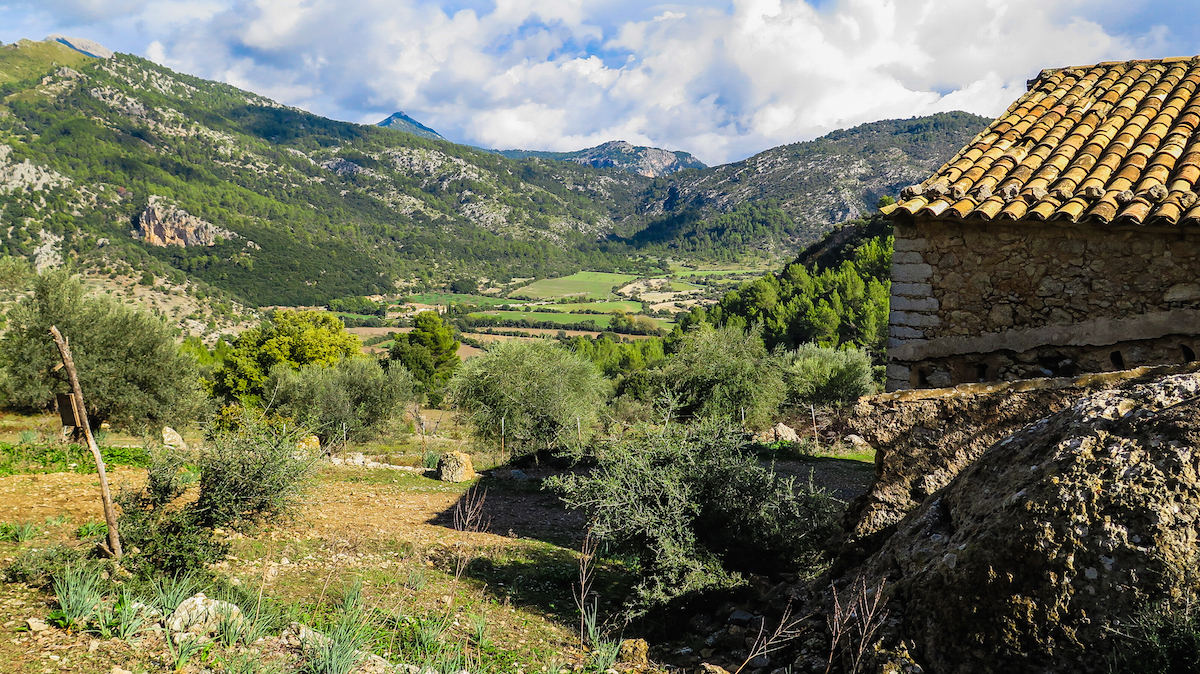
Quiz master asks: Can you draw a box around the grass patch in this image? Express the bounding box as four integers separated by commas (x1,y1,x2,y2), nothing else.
405,293,511,307
537,301,643,314
0,442,149,476
513,273,637,300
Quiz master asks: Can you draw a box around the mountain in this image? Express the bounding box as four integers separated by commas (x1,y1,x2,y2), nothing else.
44,35,114,59
0,41,658,306
376,111,444,141
627,112,990,256
498,140,707,178
0,36,985,310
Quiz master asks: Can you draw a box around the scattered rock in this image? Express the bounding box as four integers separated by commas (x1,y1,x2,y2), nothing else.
165,593,242,638
110,667,133,674
437,451,476,482
697,664,731,674
618,637,650,664
161,426,187,450
844,434,872,453
727,609,755,627
756,423,800,443
25,617,48,632
298,435,321,452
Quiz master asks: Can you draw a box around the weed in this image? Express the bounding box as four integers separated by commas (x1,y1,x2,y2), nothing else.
0,521,42,542
149,573,200,614
422,448,440,470
216,602,247,648
44,513,70,527
404,565,428,591
827,577,889,674
112,590,152,640
588,639,620,672
76,522,108,539
302,583,371,674
48,564,103,631
413,614,450,654
17,430,37,444
470,612,489,648
163,629,207,671
222,651,284,674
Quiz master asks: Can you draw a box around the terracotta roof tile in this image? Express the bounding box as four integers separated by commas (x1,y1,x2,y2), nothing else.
896,56,1200,227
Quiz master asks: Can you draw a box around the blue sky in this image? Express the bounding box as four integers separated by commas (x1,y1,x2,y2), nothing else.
1,0,1195,165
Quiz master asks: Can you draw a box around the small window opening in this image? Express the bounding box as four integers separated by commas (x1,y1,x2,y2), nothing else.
917,368,930,387
1183,344,1196,363
1110,350,1126,370
975,363,989,382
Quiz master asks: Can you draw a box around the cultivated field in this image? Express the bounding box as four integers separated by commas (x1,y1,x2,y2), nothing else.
510,273,637,300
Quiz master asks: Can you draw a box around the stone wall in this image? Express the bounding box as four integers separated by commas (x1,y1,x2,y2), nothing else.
887,216,1200,390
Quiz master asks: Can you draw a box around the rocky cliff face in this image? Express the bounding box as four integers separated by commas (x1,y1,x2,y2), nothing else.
826,372,1200,673
135,197,237,247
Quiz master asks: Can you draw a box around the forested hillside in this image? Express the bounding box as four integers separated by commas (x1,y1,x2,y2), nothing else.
0,37,980,308
674,214,893,356
0,40,656,305
630,113,988,257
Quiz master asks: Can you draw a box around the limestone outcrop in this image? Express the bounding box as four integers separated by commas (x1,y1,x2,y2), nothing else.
832,372,1200,673
135,196,236,247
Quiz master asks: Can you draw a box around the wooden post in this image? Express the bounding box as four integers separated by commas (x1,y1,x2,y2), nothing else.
49,326,122,558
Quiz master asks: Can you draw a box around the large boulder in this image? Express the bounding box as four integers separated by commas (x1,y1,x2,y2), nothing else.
437,451,476,482
832,372,1200,673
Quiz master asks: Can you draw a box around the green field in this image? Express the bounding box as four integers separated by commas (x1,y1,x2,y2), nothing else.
512,272,638,299
539,301,643,314
674,269,765,278
405,293,510,306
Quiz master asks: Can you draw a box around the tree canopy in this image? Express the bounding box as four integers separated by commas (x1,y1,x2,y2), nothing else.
213,311,360,400
0,269,203,430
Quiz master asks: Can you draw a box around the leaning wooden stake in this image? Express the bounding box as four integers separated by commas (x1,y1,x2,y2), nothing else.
49,326,122,558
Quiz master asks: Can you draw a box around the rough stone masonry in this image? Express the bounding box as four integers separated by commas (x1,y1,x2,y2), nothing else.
887,217,1200,391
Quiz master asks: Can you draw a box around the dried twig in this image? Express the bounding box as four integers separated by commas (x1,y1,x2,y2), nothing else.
573,529,599,647
735,601,810,674
452,486,490,583
826,577,889,674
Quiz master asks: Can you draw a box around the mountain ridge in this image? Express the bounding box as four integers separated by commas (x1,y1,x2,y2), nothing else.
0,36,987,310
497,140,707,178
376,111,444,141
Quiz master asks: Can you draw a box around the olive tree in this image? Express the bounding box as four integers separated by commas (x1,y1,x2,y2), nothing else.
659,323,784,429
264,357,417,444
446,340,608,455
0,270,204,431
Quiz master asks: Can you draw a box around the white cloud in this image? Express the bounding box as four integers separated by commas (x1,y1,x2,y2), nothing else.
2,0,1182,164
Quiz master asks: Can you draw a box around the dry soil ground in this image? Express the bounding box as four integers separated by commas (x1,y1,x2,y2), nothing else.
0,449,873,674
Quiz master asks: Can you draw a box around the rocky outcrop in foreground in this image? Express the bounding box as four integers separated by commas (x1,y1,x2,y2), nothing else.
830,372,1200,673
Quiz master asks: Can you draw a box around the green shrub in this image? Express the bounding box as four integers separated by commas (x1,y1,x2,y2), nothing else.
0,270,205,431
265,357,416,445
549,417,841,614
657,323,784,430
447,340,608,456
191,412,318,529
777,343,875,407
3,545,88,586
1107,599,1200,673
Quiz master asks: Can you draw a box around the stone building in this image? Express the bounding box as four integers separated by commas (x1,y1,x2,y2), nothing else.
883,56,1200,391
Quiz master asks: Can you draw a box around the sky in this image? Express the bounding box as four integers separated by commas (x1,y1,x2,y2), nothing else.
1,0,1197,166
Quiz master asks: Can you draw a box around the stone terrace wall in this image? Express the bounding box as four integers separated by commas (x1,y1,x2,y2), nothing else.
887,216,1200,390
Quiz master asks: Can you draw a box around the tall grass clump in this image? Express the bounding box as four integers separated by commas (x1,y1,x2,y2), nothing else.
550,417,841,614
1107,598,1200,673
303,583,372,674
49,564,104,630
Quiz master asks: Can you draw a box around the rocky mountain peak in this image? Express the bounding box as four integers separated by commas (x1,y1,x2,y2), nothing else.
44,35,112,59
